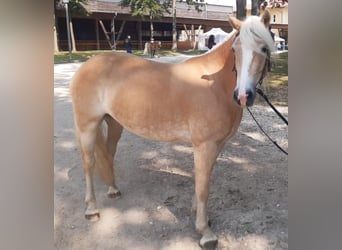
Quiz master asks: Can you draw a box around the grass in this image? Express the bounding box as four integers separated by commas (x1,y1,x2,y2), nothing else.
54,50,288,106
54,50,116,64
255,51,288,106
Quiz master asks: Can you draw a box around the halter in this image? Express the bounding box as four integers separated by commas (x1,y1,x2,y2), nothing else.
231,31,271,87
231,32,288,155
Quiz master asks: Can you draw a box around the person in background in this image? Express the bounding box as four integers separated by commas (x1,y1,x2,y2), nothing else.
124,35,132,53
269,26,275,41
208,35,216,50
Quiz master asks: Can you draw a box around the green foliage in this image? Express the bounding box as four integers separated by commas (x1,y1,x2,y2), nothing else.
120,0,204,19
120,0,171,19
182,0,204,12
55,0,90,16
255,52,288,106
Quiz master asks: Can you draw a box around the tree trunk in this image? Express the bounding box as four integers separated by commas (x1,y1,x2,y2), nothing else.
150,15,154,40
70,17,77,52
171,0,177,51
191,24,195,49
236,0,246,20
251,0,260,16
95,19,100,50
54,14,59,52
116,20,126,43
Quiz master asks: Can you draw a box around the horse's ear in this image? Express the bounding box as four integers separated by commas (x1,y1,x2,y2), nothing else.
261,10,271,28
228,15,242,31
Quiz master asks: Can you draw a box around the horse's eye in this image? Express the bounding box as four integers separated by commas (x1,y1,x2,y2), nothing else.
261,47,268,53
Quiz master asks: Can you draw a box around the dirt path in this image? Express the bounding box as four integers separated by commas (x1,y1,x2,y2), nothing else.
54,57,288,250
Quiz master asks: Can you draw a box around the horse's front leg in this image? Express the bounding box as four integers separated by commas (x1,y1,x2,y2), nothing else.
193,141,222,249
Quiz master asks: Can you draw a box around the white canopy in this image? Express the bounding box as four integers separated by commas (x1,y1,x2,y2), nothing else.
197,28,232,50
274,35,285,42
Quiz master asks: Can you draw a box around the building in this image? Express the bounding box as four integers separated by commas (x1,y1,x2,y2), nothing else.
54,0,288,51
55,0,234,51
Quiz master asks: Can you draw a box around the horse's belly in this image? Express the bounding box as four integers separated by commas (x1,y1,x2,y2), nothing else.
120,120,191,143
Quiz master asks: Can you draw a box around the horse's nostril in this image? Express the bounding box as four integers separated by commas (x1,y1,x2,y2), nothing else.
246,89,256,106
233,89,240,105
233,89,256,107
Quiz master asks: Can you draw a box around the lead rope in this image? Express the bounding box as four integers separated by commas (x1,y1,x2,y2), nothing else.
246,85,288,156
246,106,288,155
256,88,288,125
248,68,288,155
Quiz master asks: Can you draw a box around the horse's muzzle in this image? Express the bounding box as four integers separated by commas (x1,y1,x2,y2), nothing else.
233,89,256,107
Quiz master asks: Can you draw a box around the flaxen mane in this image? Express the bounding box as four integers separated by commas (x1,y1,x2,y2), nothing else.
239,16,275,54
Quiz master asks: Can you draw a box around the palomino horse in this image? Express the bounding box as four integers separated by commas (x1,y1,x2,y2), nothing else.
144,40,162,57
70,11,274,248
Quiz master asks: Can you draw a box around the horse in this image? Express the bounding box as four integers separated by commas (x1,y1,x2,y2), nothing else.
144,40,162,57
70,10,274,248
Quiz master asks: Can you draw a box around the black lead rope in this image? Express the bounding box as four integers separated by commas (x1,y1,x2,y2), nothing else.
246,87,288,155
246,107,288,155
256,88,288,125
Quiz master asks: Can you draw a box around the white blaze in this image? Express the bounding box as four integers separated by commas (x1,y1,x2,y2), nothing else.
238,46,253,97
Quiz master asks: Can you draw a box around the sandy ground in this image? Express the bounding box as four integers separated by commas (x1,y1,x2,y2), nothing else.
54,55,288,250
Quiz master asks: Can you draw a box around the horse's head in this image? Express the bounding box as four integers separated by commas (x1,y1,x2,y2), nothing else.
228,10,274,108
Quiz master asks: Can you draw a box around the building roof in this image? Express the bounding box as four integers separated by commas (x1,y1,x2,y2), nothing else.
80,0,233,21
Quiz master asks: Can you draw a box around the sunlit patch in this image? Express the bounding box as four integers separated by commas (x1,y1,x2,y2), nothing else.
228,156,249,164
54,87,70,99
161,236,198,250
172,144,193,154
54,168,70,181
123,208,149,224
140,162,192,177
243,132,266,142
158,166,192,178
219,233,274,249
245,145,257,152
92,208,122,235
151,206,178,223
141,150,159,159
58,140,77,149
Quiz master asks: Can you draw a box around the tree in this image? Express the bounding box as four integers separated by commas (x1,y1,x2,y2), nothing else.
251,0,264,16
54,0,89,52
171,0,177,50
236,0,246,20
171,0,203,51
120,0,171,41
121,0,203,51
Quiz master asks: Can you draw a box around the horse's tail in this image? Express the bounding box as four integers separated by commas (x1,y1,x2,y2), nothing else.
93,122,114,186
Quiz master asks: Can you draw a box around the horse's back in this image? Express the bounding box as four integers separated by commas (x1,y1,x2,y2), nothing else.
70,51,242,144
70,52,191,141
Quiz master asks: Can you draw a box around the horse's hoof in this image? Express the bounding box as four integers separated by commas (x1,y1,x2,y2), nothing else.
85,212,100,222
200,238,218,250
199,230,218,250
107,190,121,199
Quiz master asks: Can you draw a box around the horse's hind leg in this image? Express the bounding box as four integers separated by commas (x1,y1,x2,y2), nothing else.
104,115,123,198
193,141,223,249
77,120,101,221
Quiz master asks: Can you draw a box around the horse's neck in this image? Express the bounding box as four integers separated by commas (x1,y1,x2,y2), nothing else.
200,35,237,93
198,35,235,72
